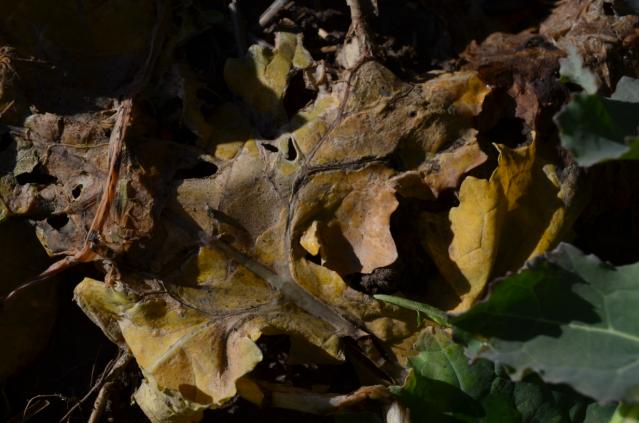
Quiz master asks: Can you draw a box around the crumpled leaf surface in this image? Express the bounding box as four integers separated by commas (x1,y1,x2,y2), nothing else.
0,0,637,420
453,243,639,404
462,30,567,133
134,379,206,423
421,141,581,311
462,0,639,138
225,32,313,131
75,270,340,408
0,0,166,257
540,0,639,91
0,0,637,421
73,34,493,420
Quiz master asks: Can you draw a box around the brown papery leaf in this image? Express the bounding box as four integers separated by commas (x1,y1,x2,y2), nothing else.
74,35,493,420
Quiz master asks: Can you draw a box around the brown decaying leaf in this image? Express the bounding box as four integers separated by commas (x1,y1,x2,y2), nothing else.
72,34,493,419
540,0,639,91
462,0,639,137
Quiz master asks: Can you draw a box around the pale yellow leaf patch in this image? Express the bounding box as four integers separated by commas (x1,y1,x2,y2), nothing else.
422,140,576,312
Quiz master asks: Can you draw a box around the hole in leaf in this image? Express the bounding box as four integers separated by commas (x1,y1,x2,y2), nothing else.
47,214,69,230
304,252,322,266
482,117,527,149
261,142,279,153
603,2,615,15
285,138,298,161
15,166,58,186
283,71,316,118
174,160,218,180
71,184,83,199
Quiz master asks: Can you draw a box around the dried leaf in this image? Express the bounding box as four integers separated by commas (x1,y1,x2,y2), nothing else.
134,379,206,423
421,141,579,311
224,32,313,131
0,9,504,417
75,266,341,408
541,0,639,91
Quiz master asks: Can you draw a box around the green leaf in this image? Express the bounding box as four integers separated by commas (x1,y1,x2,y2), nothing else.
559,45,600,94
554,91,639,166
582,403,617,423
374,294,450,326
453,243,639,404
612,77,639,103
610,403,639,423
392,328,590,422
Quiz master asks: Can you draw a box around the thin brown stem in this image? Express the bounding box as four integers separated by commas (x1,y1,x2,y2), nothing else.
87,352,132,423
339,0,376,67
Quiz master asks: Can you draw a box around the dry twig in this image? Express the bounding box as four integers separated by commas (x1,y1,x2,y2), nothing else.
87,352,132,423
58,351,132,423
259,0,291,27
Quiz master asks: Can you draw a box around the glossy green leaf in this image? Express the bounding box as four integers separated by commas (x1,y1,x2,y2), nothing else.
453,243,639,404
392,328,590,422
374,294,450,326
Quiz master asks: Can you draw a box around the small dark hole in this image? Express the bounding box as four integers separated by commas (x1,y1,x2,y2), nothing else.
408,111,417,118
174,160,218,180
305,252,322,266
285,138,297,161
0,132,12,152
481,117,527,149
564,82,584,93
15,166,58,185
282,71,317,118
47,214,69,230
174,126,199,146
603,2,615,15
261,142,279,153
523,36,557,51
71,184,83,199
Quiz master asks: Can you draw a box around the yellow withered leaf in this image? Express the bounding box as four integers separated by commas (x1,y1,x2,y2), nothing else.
73,35,495,423
75,245,343,408
224,32,313,128
422,141,578,312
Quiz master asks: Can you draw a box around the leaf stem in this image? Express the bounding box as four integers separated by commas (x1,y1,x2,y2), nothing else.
374,295,450,327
